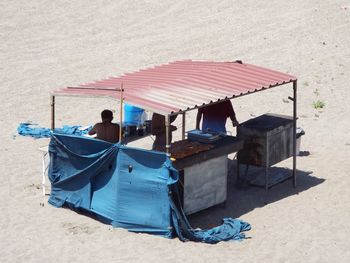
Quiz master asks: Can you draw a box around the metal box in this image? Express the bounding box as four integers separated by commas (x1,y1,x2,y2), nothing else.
182,156,227,214
237,114,293,167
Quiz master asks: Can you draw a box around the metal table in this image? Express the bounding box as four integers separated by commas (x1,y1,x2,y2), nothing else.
172,136,243,214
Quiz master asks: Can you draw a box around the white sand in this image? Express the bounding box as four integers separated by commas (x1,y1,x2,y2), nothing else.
1,0,350,262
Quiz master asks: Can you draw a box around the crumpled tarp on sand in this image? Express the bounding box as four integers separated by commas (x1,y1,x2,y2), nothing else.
48,133,251,243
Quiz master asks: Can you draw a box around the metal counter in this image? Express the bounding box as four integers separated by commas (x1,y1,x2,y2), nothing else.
172,136,243,214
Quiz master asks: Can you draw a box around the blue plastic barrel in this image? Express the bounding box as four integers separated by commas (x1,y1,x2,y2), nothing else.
124,104,145,126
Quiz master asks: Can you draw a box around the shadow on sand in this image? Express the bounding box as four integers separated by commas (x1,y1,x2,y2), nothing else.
188,159,324,229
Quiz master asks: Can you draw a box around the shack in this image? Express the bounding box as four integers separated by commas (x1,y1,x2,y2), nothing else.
51,60,298,215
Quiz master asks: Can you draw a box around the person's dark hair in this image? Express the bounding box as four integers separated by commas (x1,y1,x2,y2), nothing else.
101,109,113,121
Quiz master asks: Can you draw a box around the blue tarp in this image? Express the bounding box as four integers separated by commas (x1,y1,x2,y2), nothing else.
48,134,251,243
17,123,91,138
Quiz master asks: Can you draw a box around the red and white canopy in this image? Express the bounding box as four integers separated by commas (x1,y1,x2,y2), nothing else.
54,60,297,115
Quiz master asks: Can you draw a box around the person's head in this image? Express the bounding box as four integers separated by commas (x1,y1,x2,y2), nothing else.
101,109,113,122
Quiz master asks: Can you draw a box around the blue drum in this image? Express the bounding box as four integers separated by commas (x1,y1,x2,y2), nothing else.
123,104,145,126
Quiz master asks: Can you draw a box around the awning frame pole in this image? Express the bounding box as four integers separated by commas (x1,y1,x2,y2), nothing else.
51,95,55,130
119,84,124,143
292,80,297,188
182,112,186,140
165,115,170,156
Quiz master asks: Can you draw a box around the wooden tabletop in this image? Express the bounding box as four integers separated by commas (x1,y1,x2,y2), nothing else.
172,136,244,170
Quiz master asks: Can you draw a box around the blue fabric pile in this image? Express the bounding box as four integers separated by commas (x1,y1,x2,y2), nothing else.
48,133,251,243
17,123,91,138
196,218,251,242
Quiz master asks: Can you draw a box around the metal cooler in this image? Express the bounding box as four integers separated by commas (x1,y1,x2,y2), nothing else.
237,113,294,189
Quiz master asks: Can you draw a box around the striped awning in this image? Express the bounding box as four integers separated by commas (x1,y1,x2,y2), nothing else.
54,60,297,115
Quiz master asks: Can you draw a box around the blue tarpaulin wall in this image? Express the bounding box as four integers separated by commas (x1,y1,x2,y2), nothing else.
48,134,251,243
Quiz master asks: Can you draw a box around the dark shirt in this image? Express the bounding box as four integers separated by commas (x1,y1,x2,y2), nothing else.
151,113,177,151
198,101,235,133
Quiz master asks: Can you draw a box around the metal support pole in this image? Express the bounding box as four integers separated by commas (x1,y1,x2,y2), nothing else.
265,135,269,191
119,84,123,143
42,152,46,196
165,115,170,156
236,160,240,184
292,80,297,188
265,167,269,191
182,112,186,140
50,95,55,130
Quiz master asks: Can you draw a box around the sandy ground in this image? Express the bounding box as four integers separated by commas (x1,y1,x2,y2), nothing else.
1,0,350,262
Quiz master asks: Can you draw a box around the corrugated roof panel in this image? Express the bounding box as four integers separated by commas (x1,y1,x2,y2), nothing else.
55,60,296,115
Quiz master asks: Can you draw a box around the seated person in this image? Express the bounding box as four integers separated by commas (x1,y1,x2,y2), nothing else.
196,100,239,134
151,113,177,151
88,109,120,143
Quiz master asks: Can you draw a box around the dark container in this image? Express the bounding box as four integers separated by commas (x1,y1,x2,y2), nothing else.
137,127,144,136
237,113,293,167
144,120,152,133
123,125,137,136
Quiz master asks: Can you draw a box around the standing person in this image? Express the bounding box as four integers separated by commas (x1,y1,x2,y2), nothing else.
151,113,177,151
196,100,239,134
88,109,120,143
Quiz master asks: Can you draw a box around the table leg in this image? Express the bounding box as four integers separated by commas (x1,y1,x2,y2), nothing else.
42,153,46,196
265,166,269,191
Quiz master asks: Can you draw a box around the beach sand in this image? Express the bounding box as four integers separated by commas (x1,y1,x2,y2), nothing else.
1,0,350,262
